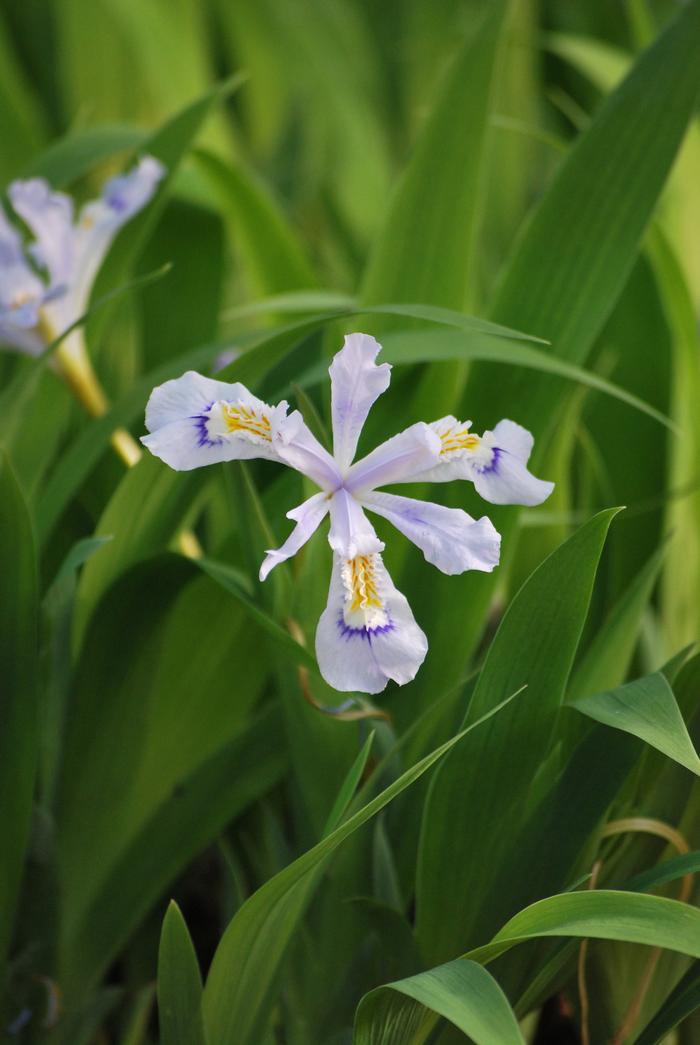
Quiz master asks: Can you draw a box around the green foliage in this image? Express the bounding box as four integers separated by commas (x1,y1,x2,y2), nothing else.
1,1,700,1042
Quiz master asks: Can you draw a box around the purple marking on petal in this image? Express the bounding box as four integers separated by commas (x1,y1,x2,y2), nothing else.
479,446,502,475
192,402,223,447
336,614,395,643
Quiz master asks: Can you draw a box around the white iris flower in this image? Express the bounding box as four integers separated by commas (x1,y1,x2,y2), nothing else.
0,157,165,360
142,334,554,693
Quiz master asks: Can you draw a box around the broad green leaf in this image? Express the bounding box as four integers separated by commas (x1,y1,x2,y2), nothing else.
570,671,700,776
201,690,521,1045
568,542,667,701
633,960,700,1045
193,149,316,294
73,454,205,645
60,701,283,998
361,1,507,312
57,557,276,994
465,891,700,965
158,902,207,1045
22,124,146,186
88,75,244,347
416,509,620,963
416,0,700,701
0,453,38,970
353,959,525,1045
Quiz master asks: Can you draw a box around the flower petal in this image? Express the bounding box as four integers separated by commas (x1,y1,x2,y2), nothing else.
329,332,391,471
0,205,50,331
471,446,554,506
409,415,554,506
65,156,165,320
8,178,74,288
344,422,442,494
259,491,329,581
315,553,428,694
274,410,342,491
328,489,384,559
142,370,288,470
361,491,500,574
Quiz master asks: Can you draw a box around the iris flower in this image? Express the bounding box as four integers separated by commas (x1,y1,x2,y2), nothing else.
142,334,553,693
0,157,164,360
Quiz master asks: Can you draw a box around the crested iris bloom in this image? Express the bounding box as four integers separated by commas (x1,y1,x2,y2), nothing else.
0,157,165,358
142,334,553,693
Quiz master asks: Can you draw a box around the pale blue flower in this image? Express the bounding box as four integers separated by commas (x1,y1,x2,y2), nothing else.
0,156,165,356
142,334,553,693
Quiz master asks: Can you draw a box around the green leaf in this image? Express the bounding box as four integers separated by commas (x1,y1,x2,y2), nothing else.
633,959,700,1045
323,732,375,837
416,508,620,964
57,557,279,996
569,671,700,775
568,542,667,701
88,76,244,346
353,959,525,1045
418,0,700,698
22,124,147,186
193,149,317,294
465,890,700,965
0,453,38,970
73,454,205,646
201,690,522,1045
627,849,700,895
361,1,508,311
158,902,207,1045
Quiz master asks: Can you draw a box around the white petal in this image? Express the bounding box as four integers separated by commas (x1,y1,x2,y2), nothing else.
315,553,428,694
344,422,442,494
472,444,554,506
8,178,74,288
329,332,391,470
141,370,287,471
274,410,342,491
489,419,533,462
407,415,554,506
362,491,501,574
0,204,50,331
328,489,384,559
0,320,44,356
65,156,166,320
259,491,329,581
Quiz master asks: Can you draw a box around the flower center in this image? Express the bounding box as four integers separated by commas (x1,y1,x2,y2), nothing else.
9,289,35,311
221,403,271,441
439,426,480,455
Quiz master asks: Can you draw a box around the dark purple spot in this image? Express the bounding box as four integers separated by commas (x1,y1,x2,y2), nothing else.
192,403,223,447
336,614,395,644
480,447,502,475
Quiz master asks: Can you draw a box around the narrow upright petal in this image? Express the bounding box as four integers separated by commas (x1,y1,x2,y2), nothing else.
56,156,166,324
361,491,500,574
8,178,74,288
409,415,554,506
142,370,289,470
315,553,427,693
344,422,441,494
330,333,391,471
259,492,330,581
328,488,384,559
